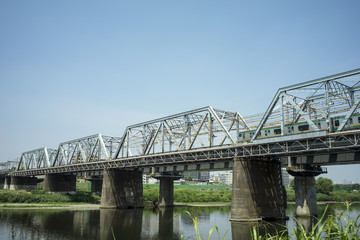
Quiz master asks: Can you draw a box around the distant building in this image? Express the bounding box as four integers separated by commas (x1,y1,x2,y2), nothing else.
183,172,210,182
219,171,232,185
143,174,158,184
282,168,290,187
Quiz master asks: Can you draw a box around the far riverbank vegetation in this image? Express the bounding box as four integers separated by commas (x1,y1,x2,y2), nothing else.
0,177,359,204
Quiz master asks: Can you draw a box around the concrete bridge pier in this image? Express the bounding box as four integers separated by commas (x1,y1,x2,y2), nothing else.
287,164,326,217
153,173,182,207
3,176,11,189
100,168,143,209
0,176,5,189
88,177,103,196
43,173,77,194
230,157,287,222
9,176,38,191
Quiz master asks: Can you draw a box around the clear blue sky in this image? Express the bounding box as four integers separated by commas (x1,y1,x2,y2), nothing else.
1,1,360,183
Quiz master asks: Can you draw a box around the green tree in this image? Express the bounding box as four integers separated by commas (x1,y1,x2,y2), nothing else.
352,183,360,191
316,177,333,195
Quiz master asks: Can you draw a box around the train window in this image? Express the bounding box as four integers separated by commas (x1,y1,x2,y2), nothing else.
335,120,340,127
274,129,281,135
349,118,353,124
358,117,360,123
239,133,243,137
298,124,309,131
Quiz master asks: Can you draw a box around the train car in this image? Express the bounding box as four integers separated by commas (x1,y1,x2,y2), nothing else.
238,114,360,143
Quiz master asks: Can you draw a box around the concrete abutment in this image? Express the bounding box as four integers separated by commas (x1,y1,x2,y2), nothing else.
9,176,38,191
230,157,287,222
100,168,143,209
43,173,76,194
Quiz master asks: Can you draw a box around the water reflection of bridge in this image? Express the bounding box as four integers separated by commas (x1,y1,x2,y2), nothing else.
0,207,289,240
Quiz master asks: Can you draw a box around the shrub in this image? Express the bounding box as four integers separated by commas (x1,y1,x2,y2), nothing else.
68,191,99,203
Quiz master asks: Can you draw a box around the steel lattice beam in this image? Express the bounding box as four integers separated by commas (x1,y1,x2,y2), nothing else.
114,106,250,158
251,68,360,141
11,129,360,176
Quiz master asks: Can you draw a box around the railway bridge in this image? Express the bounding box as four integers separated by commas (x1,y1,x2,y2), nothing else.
6,68,360,222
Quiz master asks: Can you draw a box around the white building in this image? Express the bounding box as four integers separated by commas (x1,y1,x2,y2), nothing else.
219,171,232,185
143,174,159,184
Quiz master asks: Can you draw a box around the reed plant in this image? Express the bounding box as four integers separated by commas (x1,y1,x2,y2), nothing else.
251,202,360,240
181,211,228,240
182,202,359,239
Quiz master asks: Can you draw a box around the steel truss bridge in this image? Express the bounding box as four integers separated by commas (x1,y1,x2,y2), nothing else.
12,68,360,177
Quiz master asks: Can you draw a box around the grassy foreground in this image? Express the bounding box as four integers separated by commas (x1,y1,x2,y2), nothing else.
182,202,360,240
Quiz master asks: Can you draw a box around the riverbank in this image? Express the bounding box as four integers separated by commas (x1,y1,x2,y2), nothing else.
0,202,101,210
0,201,232,209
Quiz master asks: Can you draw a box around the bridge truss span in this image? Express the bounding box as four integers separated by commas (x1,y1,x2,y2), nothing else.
17,134,121,171
114,106,250,158
11,68,360,177
252,68,360,141
12,129,360,176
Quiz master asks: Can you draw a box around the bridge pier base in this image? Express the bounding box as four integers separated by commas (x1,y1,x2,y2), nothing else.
0,176,5,189
10,176,38,191
3,176,11,189
153,173,182,207
43,174,76,194
287,165,326,217
230,157,287,222
100,168,143,209
88,177,103,196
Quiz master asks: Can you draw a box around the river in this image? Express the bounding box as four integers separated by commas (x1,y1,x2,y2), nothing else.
0,203,359,240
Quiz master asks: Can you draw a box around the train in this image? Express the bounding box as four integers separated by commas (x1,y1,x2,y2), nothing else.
238,113,360,142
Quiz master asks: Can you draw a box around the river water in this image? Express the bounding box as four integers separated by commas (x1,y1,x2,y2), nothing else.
0,203,359,240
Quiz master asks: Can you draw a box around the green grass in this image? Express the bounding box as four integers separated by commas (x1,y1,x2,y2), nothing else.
0,189,100,204
143,184,232,203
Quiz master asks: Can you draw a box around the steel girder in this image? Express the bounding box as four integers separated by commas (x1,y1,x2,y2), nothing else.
53,134,121,166
114,106,250,158
0,161,19,174
251,68,360,141
11,129,360,177
17,147,57,170
16,134,121,171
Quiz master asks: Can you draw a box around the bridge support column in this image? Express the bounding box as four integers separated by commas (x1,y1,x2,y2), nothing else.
9,176,38,191
88,177,103,196
100,168,143,209
153,173,182,207
287,165,326,217
43,174,76,194
230,157,287,222
0,176,5,189
3,176,11,189
294,176,317,217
